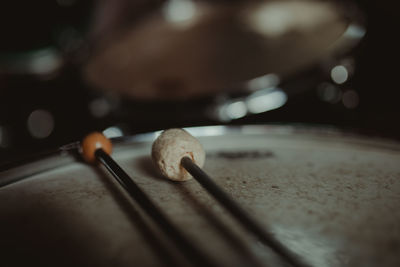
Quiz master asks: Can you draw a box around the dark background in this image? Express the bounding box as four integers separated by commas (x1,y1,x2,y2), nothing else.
0,0,399,164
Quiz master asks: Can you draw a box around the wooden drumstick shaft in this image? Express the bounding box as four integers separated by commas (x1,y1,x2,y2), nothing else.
181,156,309,267
81,133,218,267
95,149,218,267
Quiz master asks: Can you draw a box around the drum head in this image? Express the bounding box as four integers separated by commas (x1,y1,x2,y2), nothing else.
1,125,399,267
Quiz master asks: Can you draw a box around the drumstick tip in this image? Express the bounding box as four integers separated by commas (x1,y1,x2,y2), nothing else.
81,132,113,163
152,128,205,181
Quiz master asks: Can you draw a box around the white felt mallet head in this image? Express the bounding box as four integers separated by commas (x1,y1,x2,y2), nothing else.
151,128,205,181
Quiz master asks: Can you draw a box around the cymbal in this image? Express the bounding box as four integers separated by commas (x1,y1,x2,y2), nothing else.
84,0,363,101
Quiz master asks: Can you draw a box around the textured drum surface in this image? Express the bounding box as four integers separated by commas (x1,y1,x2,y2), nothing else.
1,126,399,267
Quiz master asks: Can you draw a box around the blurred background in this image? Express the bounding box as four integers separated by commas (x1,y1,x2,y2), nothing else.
0,0,398,164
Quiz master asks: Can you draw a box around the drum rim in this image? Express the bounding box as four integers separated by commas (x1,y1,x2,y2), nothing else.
1,124,399,188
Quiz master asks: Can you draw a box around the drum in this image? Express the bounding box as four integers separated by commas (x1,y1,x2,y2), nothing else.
1,125,399,267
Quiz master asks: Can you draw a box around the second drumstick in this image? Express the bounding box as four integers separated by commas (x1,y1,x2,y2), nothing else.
152,128,309,267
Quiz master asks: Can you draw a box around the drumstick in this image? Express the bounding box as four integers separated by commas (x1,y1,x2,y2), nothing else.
152,129,309,267
180,157,309,267
81,132,218,267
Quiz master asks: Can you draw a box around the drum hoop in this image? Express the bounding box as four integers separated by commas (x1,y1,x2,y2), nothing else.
1,124,399,188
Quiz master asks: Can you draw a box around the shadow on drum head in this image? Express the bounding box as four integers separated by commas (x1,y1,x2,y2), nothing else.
0,174,115,267
0,201,95,267
92,167,187,267
121,154,285,265
0,165,185,267
135,156,167,181
176,183,271,267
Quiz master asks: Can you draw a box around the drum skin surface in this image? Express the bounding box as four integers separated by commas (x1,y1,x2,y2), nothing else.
1,126,399,267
